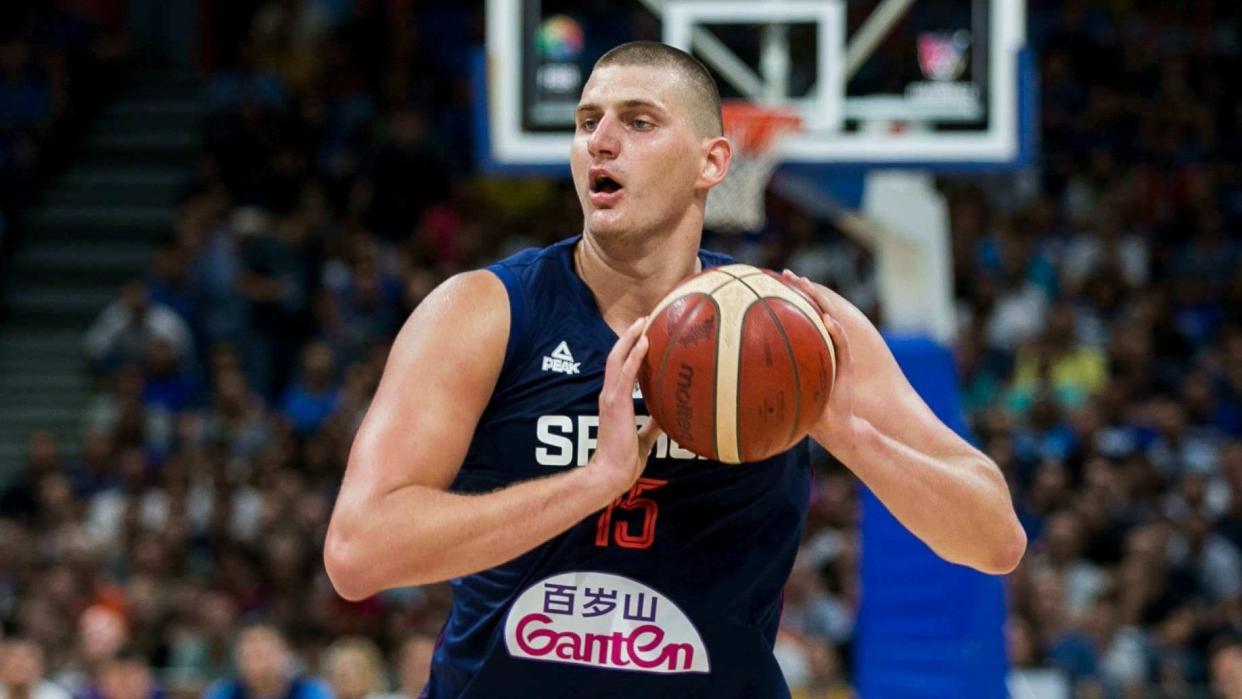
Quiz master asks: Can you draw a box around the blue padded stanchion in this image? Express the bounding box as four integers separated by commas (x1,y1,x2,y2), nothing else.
854,333,1008,698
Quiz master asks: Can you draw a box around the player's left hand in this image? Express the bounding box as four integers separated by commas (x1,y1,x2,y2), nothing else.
781,270,868,451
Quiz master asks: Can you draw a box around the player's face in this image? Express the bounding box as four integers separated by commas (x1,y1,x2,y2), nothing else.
571,65,709,239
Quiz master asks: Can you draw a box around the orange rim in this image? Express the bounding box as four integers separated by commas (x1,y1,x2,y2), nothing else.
720,100,803,153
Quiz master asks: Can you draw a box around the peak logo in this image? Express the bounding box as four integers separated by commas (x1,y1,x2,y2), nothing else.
504,572,710,674
542,341,581,375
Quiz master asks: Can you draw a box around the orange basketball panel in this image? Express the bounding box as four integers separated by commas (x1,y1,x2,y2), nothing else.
736,301,800,462
639,293,720,460
766,297,835,452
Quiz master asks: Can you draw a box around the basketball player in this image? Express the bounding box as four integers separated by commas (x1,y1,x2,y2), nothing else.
325,42,1026,697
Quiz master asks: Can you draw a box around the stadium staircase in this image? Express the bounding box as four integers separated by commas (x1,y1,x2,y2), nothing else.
0,69,202,485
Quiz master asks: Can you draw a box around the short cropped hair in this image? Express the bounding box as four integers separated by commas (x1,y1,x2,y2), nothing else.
594,41,723,137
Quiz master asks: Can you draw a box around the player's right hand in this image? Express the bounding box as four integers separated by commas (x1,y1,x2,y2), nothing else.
586,316,663,500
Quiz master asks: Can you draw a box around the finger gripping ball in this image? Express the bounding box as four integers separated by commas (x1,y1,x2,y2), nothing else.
639,264,836,464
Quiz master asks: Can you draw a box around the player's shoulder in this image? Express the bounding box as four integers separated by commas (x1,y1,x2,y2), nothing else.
391,269,510,367
420,269,508,318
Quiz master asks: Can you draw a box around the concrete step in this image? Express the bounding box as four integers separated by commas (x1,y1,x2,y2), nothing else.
0,425,81,442
86,131,200,153
92,110,203,138
81,131,201,167
13,240,151,273
5,264,136,289
0,438,81,459
0,315,91,332
0,333,88,361
131,69,203,89
0,330,85,351
0,355,88,374
42,182,183,208
0,424,83,443
48,167,187,207
0,422,82,437
0,390,88,411
104,97,203,119
23,205,176,242
60,167,186,188
3,287,113,321
0,431,82,460
117,83,203,102
0,442,33,487
0,73,203,488
0,371,88,392
0,328,95,343
89,113,201,140
0,405,83,428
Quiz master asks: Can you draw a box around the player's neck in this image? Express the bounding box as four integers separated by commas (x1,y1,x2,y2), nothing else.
574,229,702,334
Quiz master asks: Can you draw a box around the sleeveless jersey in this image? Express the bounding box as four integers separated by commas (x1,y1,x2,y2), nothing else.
424,236,812,698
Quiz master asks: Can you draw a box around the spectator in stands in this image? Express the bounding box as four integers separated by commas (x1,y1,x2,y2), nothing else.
203,367,268,460
250,0,332,92
55,605,129,699
321,638,387,699
84,652,163,699
69,429,118,499
84,280,194,376
1007,302,1108,414
390,635,434,699
0,639,72,699
142,337,202,414
779,555,852,645
146,242,200,335
279,342,339,435
1209,634,1242,699
0,430,62,524
1031,510,1107,624
1178,512,1241,604
773,630,852,699
1007,614,1071,698
201,626,329,699
165,590,237,695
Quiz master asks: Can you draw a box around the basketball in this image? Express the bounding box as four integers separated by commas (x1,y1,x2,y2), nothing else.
639,264,836,464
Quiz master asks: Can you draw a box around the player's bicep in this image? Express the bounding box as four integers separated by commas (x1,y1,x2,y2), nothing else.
344,270,509,496
827,293,978,459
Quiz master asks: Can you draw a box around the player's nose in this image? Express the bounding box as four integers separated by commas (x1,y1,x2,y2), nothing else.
587,113,621,159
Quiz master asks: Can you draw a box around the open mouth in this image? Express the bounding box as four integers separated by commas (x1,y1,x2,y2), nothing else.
590,174,623,194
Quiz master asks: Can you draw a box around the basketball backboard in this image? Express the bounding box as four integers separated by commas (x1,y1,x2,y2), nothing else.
479,0,1033,171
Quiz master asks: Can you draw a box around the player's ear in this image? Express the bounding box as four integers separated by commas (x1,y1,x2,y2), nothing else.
698,136,731,189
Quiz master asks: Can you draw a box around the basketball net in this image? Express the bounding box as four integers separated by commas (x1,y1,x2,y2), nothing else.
704,101,803,233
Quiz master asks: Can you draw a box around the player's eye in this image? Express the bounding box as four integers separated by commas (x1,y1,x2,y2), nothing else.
578,118,598,132
632,118,654,130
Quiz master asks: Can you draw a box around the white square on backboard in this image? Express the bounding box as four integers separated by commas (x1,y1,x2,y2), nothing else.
662,0,845,133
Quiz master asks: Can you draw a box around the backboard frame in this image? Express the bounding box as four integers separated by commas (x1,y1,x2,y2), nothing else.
480,0,1034,172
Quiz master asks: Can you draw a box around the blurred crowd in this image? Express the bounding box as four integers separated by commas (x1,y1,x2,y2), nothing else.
966,2,1242,696
2,0,1242,698
0,1,125,261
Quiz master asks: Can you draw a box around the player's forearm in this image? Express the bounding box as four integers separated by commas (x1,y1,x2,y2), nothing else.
833,418,1026,574
325,466,616,599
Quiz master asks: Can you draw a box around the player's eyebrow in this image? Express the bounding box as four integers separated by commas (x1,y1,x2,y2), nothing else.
575,99,668,115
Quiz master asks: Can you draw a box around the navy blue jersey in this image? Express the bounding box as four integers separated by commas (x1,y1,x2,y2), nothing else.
425,236,812,698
